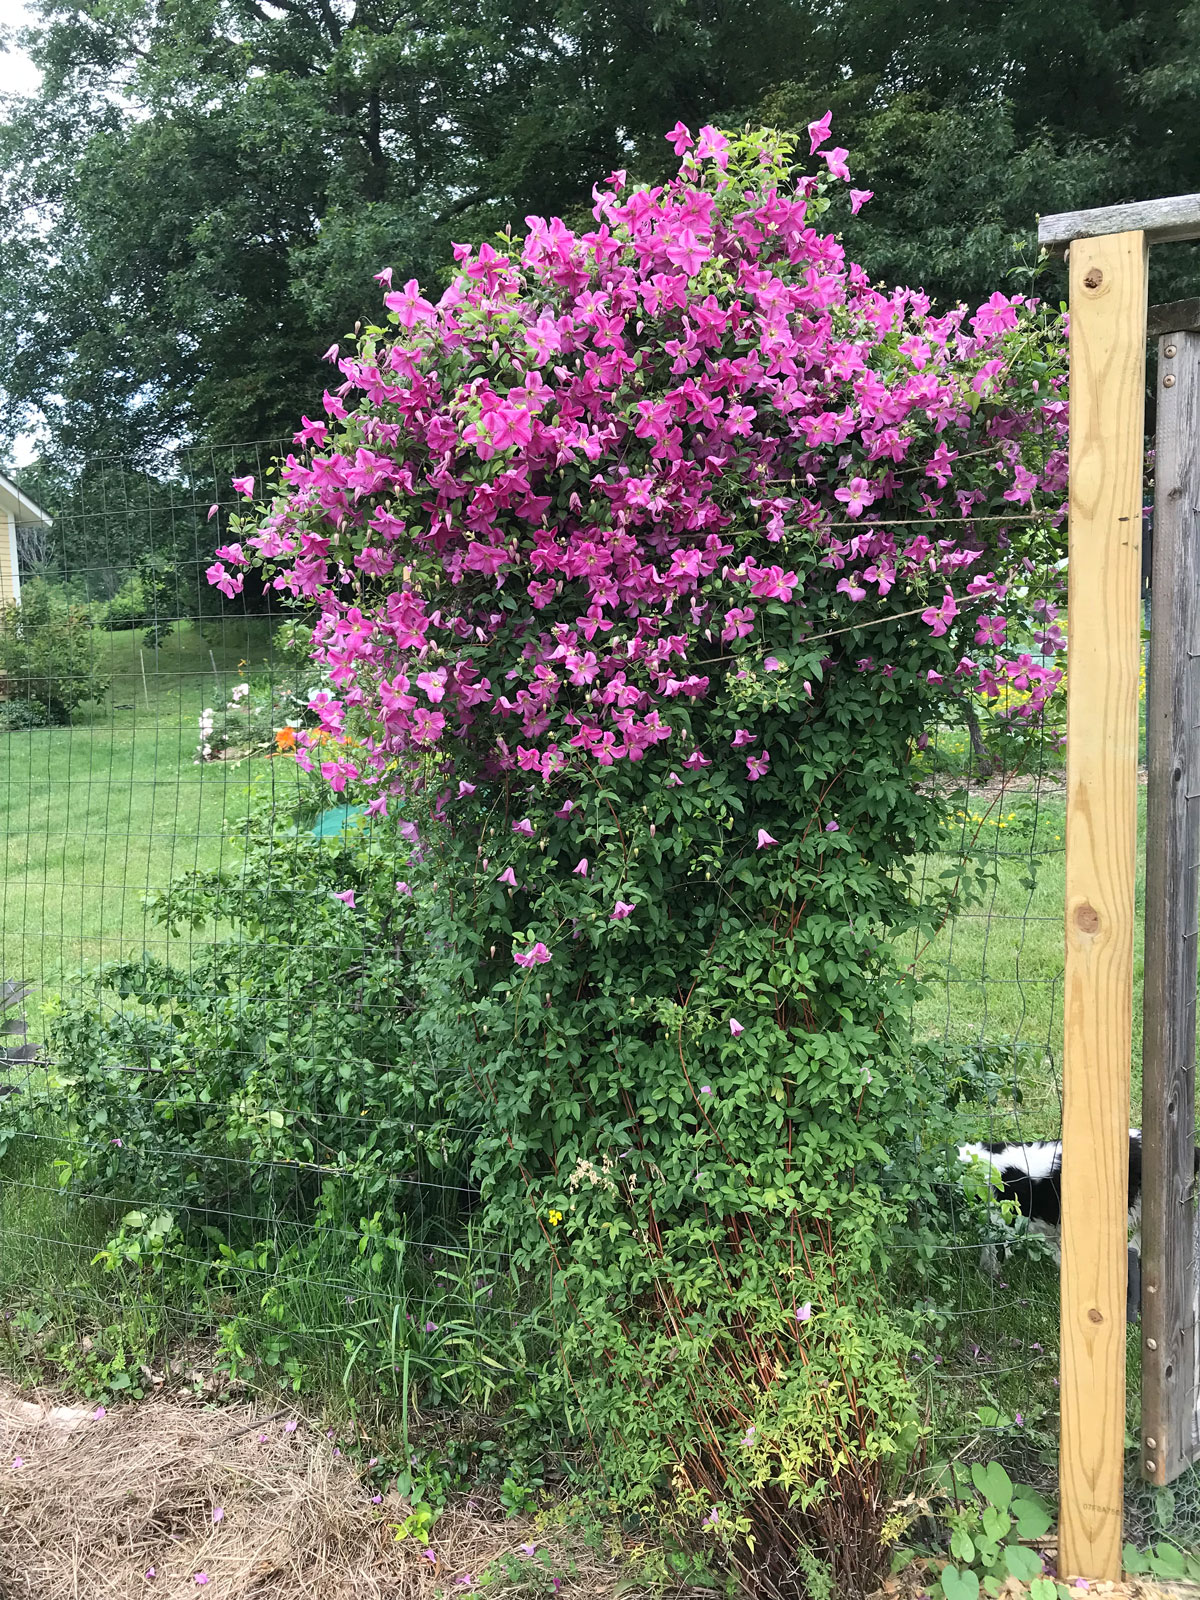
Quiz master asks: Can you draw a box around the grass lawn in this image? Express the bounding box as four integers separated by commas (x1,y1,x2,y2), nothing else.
1,618,278,1011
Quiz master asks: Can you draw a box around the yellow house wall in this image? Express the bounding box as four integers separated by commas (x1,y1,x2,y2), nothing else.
0,508,18,605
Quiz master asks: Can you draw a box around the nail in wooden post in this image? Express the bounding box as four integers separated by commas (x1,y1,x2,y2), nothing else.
1142,320,1200,1485
1060,228,1147,1581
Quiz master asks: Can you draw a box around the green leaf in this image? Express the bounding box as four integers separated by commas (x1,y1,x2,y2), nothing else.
980,1506,1011,1542
1150,1543,1186,1579
950,1528,976,1564
940,1566,980,1600
970,1461,1013,1510
1011,1498,1052,1539
1004,1543,1043,1582
1122,1542,1148,1575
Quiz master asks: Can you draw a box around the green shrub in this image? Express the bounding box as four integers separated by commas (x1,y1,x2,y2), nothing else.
0,770,529,1415
0,578,109,722
101,573,149,630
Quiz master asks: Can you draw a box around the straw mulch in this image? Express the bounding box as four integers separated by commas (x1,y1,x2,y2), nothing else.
0,1380,640,1599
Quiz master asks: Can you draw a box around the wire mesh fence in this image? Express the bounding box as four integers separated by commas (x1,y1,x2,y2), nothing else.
1,447,1197,1559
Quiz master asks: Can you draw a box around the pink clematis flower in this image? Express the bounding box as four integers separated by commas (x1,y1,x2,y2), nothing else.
834,477,877,518
666,120,694,155
746,751,770,781
513,817,535,836
457,780,477,797
513,943,552,967
849,188,873,214
497,867,517,888
822,146,850,181
729,1018,744,1037
731,729,756,747
795,1302,813,1322
807,111,832,155
756,829,777,849
384,278,436,328
611,901,635,920
695,125,730,169
573,859,588,876
231,474,255,497
395,880,412,896
334,889,356,908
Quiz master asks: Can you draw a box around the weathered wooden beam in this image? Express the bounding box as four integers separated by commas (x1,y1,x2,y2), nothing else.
1148,300,1200,338
1141,328,1200,1485
1059,229,1148,1581
1040,195,1200,251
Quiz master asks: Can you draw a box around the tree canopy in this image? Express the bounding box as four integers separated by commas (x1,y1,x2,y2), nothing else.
1,0,1196,469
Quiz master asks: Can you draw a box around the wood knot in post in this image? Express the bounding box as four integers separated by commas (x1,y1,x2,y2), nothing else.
1088,1308,1104,1324
1074,904,1100,934
1083,267,1104,289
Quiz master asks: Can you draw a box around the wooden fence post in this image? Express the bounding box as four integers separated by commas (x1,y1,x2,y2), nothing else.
1038,195,1200,1582
1141,307,1200,1485
1059,228,1147,1581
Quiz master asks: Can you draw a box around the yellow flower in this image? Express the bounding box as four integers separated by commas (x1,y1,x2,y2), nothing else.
549,1209,563,1227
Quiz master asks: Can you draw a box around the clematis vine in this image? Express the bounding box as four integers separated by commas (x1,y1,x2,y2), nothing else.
216,121,1066,824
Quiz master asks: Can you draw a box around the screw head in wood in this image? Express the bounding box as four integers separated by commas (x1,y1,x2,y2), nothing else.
1147,1460,1157,1473
1147,1437,1158,1449
1166,344,1178,357
1164,374,1177,387
1147,1338,1159,1349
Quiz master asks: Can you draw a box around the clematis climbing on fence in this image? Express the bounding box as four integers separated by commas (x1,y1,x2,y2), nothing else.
215,120,1070,1596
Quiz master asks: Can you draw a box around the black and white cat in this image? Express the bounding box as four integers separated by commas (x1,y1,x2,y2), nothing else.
957,1130,1154,1320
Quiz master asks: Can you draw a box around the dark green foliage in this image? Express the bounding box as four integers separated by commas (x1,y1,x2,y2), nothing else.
3,0,1196,466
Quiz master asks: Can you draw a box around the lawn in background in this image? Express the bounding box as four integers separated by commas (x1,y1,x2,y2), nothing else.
0,619,278,1012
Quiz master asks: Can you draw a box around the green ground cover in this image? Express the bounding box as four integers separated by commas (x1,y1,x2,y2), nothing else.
6,675,1192,1552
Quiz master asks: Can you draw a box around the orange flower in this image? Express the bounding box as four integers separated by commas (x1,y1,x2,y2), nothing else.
274,726,297,751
